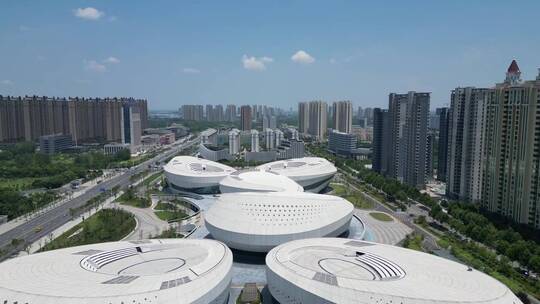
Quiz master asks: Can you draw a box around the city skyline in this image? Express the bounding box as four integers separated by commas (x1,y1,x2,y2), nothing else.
1,1,540,110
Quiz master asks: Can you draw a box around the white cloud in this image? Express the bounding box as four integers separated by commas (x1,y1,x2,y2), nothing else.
0,80,14,86
84,60,107,72
74,7,104,20
104,56,120,64
329,58,337,64
291,50,315,64
242,55,274,71
183,67,201,74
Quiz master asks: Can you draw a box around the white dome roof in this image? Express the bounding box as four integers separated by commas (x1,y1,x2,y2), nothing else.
266,238,522,304
256,157,337,178
0,239,233,304
219,170,303,193
164,156,235,178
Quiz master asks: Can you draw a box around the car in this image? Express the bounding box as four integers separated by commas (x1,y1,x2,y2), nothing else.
34,226,42,233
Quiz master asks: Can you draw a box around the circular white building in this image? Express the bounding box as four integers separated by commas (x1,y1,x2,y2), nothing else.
256,157,337,193
164,156,236,194
205,192,354,252
0,239,233,304
266,238,522,304
219,170,304,193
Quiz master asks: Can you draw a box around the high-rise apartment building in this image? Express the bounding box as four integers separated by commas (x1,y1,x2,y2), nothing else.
308,101,327,141
436,107,450,182
214,105,224,122
372,108,390,175
481,61,540,228
446,87,489,202
298,102,310,134
228,129,240,155
122,103,142,149
225,104,237,122
265,128,275,150
364,107,374,126
0,96,147,144
240,105,252,131
181,105,204,121
250,129,259,152
275,129,284,147
206,104,214,121
332,101,353,133
387,92,430,189
263,115,277,131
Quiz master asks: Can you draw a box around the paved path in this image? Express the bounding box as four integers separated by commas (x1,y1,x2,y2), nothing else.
114,203,169,240
355,209,411,245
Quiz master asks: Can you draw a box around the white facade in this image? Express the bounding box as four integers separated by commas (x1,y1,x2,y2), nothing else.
265,128,275,150
164,156,236,194
250,129,259,152
266,238,522,304
0,239,233,304
257,157,337,193
228,129,240,155
103,143,130,155
219,170,303,193
205,192,353,252
275,129,284,147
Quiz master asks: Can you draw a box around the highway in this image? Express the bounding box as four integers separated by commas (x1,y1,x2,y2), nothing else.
0,137,199,258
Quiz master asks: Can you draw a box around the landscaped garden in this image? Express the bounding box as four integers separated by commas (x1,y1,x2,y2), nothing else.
40,208,135,251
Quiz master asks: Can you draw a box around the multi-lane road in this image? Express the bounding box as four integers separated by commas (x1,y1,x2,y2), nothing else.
0,137,199,259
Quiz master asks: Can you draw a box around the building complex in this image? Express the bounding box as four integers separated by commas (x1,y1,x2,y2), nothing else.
0,95,147,144
372,91,430,189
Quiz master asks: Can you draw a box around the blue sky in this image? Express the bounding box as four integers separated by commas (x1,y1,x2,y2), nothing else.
1,1,539,110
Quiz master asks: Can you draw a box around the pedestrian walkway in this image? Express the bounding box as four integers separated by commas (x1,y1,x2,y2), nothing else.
355,209,411,245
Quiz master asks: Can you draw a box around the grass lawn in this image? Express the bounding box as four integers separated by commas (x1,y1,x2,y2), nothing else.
120,197,151,208
331,183,374,209
154,210,188,222
344,194,374,209
143,171,162,187
369,212,394,222
40,209,135,251
330,183,348,196
118,192,151,208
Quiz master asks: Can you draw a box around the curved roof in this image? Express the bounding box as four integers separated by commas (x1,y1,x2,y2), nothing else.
256,157,337,178
0,239,233,304
164,156,235,177
205,192,353,236
266,238,522,304
219,170,304,193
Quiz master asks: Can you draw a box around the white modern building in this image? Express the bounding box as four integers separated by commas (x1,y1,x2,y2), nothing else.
0,239,233,304
219,170,303,193
265,128,275,150
266,238,522,304
228,129,240,155
205,192,353,252
164,156,236,194
257,157,337,193
275,129,284,147
201,128,218,145
250,129,259,152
